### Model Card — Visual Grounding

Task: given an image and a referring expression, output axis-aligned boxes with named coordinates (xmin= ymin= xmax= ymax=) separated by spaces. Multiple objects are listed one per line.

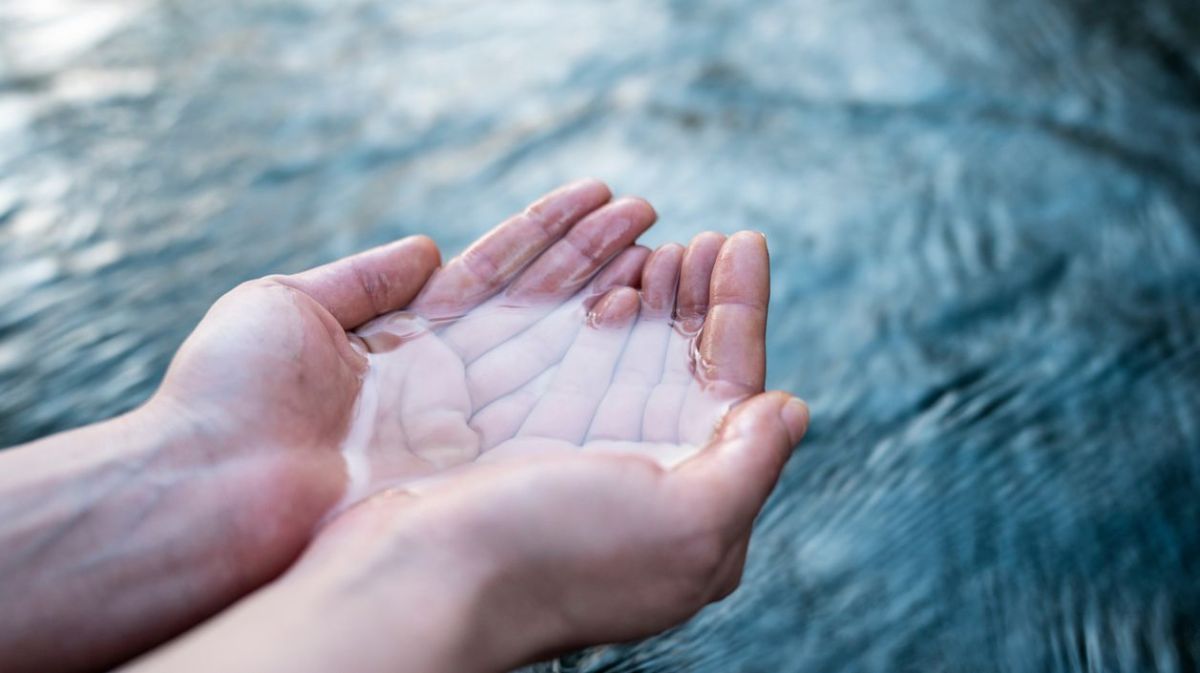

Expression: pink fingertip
xmin=590 ymin=286 xmax=641 ymax=328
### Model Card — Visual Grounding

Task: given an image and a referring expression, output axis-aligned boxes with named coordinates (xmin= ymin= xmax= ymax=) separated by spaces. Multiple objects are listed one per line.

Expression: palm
xmin=161 ymin=180 xmax=768 ymax=510
xmin=158 ymin=278 xmax=370 ymax=455
xmin=347 ymin=252 xmax=734 ymax=493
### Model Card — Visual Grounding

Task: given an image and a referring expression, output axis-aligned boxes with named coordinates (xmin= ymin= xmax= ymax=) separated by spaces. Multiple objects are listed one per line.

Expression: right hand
xmin=298 ymin=389 xmax=809 ymax=671
xmin=126 ymin=185 xmax=809 ymax=673
xmin=340 ymin=188 xmax=779 ymax=502
xmin=290 ymin=227 xmax=810 ymax=670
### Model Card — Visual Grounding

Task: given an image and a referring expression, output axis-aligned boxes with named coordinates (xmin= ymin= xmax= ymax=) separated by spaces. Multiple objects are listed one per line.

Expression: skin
xmin=0 ymin=179 xmax=808 ymax=673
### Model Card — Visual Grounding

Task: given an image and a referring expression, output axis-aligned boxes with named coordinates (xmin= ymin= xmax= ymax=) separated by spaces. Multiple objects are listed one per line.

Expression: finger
xmin=587 ymin=244 xmax=683 ymax=442
xmin=642 ymin=236 xmax=715 ymax=443
xmin=588 ymin=286 xmax=643 ymax=329
xmin=675 ymin=392 xmax=809 ymax=532
xmin=641 ymin=243 xmax=686 ymax=318
xmin=679 ymin=232 xmax=769 ymax=443
xmin=412 ymin=179 xmax=612 ymax=317
xmin=586 ymin=244 xmax=652 ymax=308
xmin=507 ymin=197 xmax=657 ymax=302
xmin=278 ymin=235 xmax=441 ymax=329
xmin=443 ymin=245 xmax=649 ymax=364
xmin=696 ymin=231 xmax=769 ymax=397
xmin=675 ymin=231 xmax=725 ymax=331
xmin=518 ymin=287 xmax=640 ymax=444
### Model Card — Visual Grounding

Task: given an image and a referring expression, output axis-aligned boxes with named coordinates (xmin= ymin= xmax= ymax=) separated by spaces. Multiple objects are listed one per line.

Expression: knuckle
xmin=563 ymin=231 xmax=607 ymax=264
xmin=351 ymin=265 xmax=391 ymax=314
xmin=236 ymin=276 xmax=278 ymax=293
xmin=459 ymin=248 xmax=504 ymax=289
xmin=226 ymin=276 xmax=288 ymax=303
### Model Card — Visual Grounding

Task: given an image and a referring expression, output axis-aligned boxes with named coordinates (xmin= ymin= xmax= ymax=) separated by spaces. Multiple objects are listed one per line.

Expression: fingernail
xmin=780 ymin=397 xmax=809 ymax=445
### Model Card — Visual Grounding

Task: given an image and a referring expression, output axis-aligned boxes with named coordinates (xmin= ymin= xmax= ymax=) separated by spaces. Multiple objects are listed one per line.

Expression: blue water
xmin=2 ymin=1 xmax=1199 ymax=671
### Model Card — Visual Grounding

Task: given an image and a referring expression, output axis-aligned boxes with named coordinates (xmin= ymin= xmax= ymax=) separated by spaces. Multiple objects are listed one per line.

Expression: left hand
xmin=0 ymin=180 xmax=645 ymax=673
xmin=126 ymin=221 xmax=810 ymax=673
xmin=149 ymin=179 xmax=637 ymax=535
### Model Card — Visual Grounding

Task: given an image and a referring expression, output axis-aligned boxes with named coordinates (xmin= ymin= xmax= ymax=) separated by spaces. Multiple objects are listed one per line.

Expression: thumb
xmin=275 ymin=235 xmax=442 ymax=329
xmin=676 ymin=391 xmax=809 ymax=531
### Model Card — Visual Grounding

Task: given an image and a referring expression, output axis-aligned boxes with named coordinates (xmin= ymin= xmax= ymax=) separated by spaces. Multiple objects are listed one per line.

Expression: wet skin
xmin=0 ymin=180 xmax=808 ymax=673
xmin=339 ymin=216 xmax=752 ymax=500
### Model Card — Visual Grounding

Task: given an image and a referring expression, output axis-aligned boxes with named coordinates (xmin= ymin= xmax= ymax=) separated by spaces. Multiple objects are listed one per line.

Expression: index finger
xmin=412 ymin=179 xmax=612 ymax=318
xmin=505 ymin=197 xmax=657 ymax=302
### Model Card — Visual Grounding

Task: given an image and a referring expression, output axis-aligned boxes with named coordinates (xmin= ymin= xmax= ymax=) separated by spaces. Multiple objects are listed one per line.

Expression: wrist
xmin=129 ymin=508 xmax=522 ymax=673
xmin=281 ymin=496 xmax=558 ymax=673
xmin=0 ymin=400 xmax=343 ymax=672
xmin=134 ymin=394 xmax=347 ymax=578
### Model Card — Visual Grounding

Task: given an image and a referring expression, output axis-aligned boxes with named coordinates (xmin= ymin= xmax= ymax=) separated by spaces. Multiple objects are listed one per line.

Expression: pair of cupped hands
xmin=19 ymin=180 xmax=808 ymax=673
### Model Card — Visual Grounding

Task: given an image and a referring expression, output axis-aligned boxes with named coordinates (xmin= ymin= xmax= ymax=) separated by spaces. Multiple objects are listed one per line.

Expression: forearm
xmin=123 ymin=563 xmax=482 ymax=673
xmin=123 ymin=501 xmax=548 ymax=673
xmin=0 ymin=400 xmax=341 ymax=673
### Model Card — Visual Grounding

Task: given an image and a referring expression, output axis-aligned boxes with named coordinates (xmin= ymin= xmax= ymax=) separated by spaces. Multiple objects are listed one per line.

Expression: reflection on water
xmin=2 ymin=0 xmax=1199 ymax=671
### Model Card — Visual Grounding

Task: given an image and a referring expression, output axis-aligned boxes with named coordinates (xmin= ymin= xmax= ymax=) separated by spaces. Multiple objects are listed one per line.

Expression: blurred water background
xmin=2 ymin=0 xmax=1199 ymax=671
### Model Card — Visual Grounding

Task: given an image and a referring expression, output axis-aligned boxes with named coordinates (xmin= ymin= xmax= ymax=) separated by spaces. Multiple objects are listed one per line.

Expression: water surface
xmin=2 ymin=1 xmax=1199 ymax=671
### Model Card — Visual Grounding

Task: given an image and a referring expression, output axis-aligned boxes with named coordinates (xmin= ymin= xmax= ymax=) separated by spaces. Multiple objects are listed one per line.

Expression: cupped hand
xmin=130 ymin=180 xmax=809 ymax=673
xmin=338 ymin=193 xmax=774 ymax=503
xmin=292 ymin=218 xmax=809 ymax=669
xmin=152 ymin=180 xmax=659 ymax=523
xmin=292 ymin=392 xmax=808 ymax=673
